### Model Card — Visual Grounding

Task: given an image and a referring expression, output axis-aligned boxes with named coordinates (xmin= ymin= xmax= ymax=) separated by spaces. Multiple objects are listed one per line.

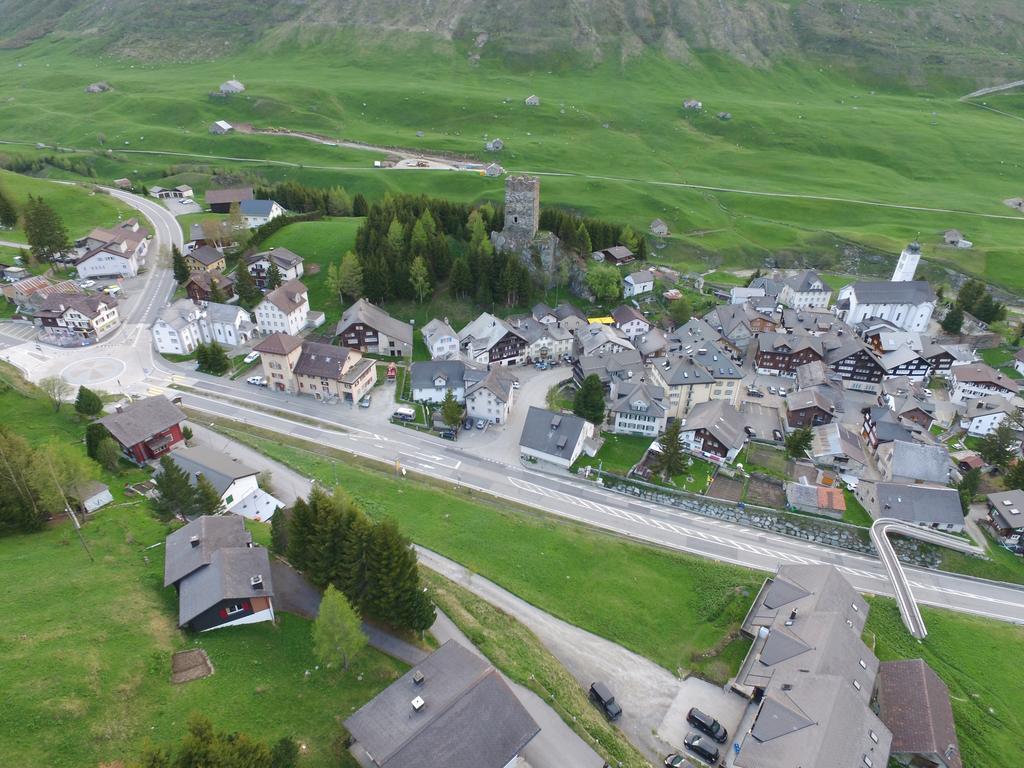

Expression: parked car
xmin=778 ymin=387 xmax=788 ymax=396
xmin=664 ymin=755 xmax=689 ymax=768
xmin=686 ymin=708 xmax=728 ymax=744
xmin=475 ymin=419 xmax=486 ymax=430
xmin=464 ymin=417 xmax=475 ymax=431
xmin=683 ymin=731 xmax=720 ymax=764
xmin=243 ymin=351 xmax=260 ymax=364
xmin=78 ymin=279 xmax=96 ymax=289
xmin=767 ymin=386 xmax=777 ymax=395
xmin=772 ymin=428 xmax=784 ymax=442
xmin=439 ymin=429 xmax=457 ymax=440
xmin=746 ymin=388 xmax=764 ymax=398
xmin=588 ymin=682 xmax=622 ymax=721
xmin=359 ymin=395 xmax=372 ymax=408
xmin=246 ymin=375 xmax=267 ymax=387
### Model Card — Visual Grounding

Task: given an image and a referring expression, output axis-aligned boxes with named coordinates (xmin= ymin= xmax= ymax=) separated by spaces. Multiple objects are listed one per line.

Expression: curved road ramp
xmin=869 ymin=518 xmax=985 ymax=639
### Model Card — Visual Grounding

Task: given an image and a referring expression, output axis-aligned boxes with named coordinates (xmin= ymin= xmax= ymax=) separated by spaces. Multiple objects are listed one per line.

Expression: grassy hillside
xmin=2 ymin=40 xmax=1023 ymax=289
xmin=0 ymin=168 xmax=132 ymax=242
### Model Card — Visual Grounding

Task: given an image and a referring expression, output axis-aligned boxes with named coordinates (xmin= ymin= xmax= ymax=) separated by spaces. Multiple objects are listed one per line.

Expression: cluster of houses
xmin=0 ymin=218 xmax=159 ymax=344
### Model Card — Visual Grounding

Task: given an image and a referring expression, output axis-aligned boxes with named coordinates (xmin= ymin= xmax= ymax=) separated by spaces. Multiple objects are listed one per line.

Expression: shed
xmin=682 ymin=99 xmax=702 ymax=110
xmin=70 ymin=480 xmax=113 ymax=514
xmin=525 ymin=94 xmax=540 ymax=106
xmin=209 ymin=121 xmax=233 ymax=135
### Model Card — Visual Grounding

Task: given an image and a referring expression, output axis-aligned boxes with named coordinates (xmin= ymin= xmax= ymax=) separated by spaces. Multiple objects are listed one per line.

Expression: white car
xmin=246 ymin=375 xmax=267 ymax=387
xmin=78 ymin=280 xmax=96 ymax=289
xmin=243 ymin=351 xmax=260 ymax=364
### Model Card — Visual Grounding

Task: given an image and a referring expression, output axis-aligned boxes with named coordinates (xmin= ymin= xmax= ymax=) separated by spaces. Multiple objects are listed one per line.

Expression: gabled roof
xmin=986 ymin=489 xmax=1024 ymax=531
xmin=166 ymin=446 xmax=258 ymax=497
xmin=163 ymin=514 xmax=252 ymax=587
xmin=34 ymin=293 xmax=116 ymax=320
xmin=185 ymin=270 xmax=235 ymax=293
xmin=624 ymin=269 xmax=654 ymax=285
xmin=178 ymin=546 xmax=273 ymax=625
xmin=610 ymin=382 xmax=666 ymax=417
xmin=811 ymin=422 xmax=867 ymax=465
xmin=253 ymin=332 xmax=303 ymax=356
xmin=783 ymin=269 xmax=828 ymax=293
xmin=98 ymin=396 xmax=185 ymax=450
xmin=260 ymin=279 xmax=308 ymax=315
xmin=205 ymin=186 xmax=253 ymax=205
xmin=873 ymin=483 xmax=964 ymax=526
xmin=410 ymin=360 xmax=477 ymax=391
xmin=519 ymin=406 xmax=588 ymax=461
xmin=245 ymin=247 xmax=303 ymax=269
xmin=877 ymin=659 xmax=962 ymax=768
xmin=239 ymin=199 xmax=279 ymax=217
xmin=682 ymin=400 xmax=746 ymax=450
xmin=466 ymin=369 xmax=513 ymax=404
xmin=952 ymin=363 xmax=1020 ymax=393
xmin=849 ymin=280 xmax=935 ymax=305
xmin=756 ymin=332 xmax=824 ymax=357
xmin=610 ymin=304 xmax=648 ymax=326
xmin=189 ymin=245 xmax=225 ymax=266
xmin=344 ymin=641 xmax=539 ymax=768
xmin=880 ymin=345 xmax=928 ymax=370
xmin=459 ymin=312 xmax=524 ymax=354
xmin=337 ymin=298 xmax=413 ymax=347
xmin=575 ymin=323 xmax=634 ymax=356
xmin=531 ymin=302 xmax=555 ymax=321
xmin=877 ymin=441 xmax=951 ymax=484
xmin=421 ymin=318 xmax=457 ymax=348
xmin=292 ymin=341 xmax=353 ymax=380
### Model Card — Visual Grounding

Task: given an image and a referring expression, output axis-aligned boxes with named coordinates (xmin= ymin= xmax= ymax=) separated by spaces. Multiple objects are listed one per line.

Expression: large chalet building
xmin=335 ymin=299 xmax=413 ymax=358
xmin=98 ymin=395 xmax=187 ymax=464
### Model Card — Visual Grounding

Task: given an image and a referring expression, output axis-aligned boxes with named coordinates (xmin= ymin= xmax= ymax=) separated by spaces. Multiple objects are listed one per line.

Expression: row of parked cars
xmin=589 ymin=681 xmax=728 ymax=766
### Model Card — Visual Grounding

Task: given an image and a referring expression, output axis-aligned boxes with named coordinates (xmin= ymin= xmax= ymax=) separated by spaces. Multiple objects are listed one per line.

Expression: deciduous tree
xmin=584 ymin=264 xmax=621 ymax=302
xmin=95 ymin=438 xmax=121 ymax=474
xmin=668 ymin=296 xmax=693 ymax=326
xmin=979 ymin=422 xmax=1015 ymax=468
xmin=785 ymin=427 xmax=813 ymax=459
xmin=337 ymin=250 xmax=363 ymax=300
xmin=409 ymin=255 xmax=431 ymax=303
xmin=39 ymin=376 xmax=71 ymax=412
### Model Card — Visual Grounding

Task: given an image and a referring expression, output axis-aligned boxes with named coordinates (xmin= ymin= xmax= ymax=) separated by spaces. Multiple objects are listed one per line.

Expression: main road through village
xmin=5 ymin=187 xmax=1024 ymax=628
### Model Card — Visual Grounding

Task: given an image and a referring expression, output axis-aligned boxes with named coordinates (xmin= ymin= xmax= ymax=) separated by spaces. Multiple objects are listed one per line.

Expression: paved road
xmin=164 ymin=375 xmax=1024 ymax=628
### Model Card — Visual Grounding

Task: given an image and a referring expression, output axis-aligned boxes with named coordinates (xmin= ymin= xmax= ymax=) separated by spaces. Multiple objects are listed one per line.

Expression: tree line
xmin=0 ymin=153 xmax=97 ymax=178
xmin=539 ymin=208 xmax=648 ymax=260
xmin=136 ymin=713 xmax=298 ymax=768
xmin=255 ymin=180 xmax=366 ymax=217
xmin=275 ymin=486 xmax=435 ymax=634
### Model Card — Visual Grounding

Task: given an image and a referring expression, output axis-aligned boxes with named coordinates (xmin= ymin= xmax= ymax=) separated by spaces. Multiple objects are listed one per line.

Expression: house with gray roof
xmin=344 ymin=640 xmax=539 ymax=768
xmin=679 ymin=399 xmax=746 ymax=462
xmin=986 ymin=489 xmax=1024 ymax=538
xmin=163 ymin=515 xmax=274 ymax=632
xmin=573 ymin=349 xmax=646 ymax=395
xmin=519 ymin=407 xmax=594 ymax=468
xmin=876 ymin=659 xmax=962 ymax=768
xmin=735 ymin=564 xmax=893 ymax=768
xmin=239 ymin=199 xmax=285 ymax=229
xmin=875 ymin=441 xmax=952 ymax=485
xmin=507 ymin=315 xmax=574 ymax=361
xmin=610 ymin=382 xmax=666 ymax=436
xmin=950 ymin=363 xmax=1020 ymax=404
xmin=574 ymin=322 xmax=634 ymax=358
xmin=778 ymin=269 xmax=831 ymax=309
xmin=810 ymin=422 xmax=868 ymax=477
xmin=245 ymin=247 xmax=304 ymax=290
xmin=336 ymin=299 xmax=413 ymax=358
xmin=410 ymin=359 xmax=487 ymax=403
xmin=854 ymin=482 xmax=965 ymax=531
xmin=98 ymin=395 xmax=186 ymax=464
xmin=465 ymin=369 xmax=516 ymax=425
xmin=458 ymin=312 xmax=526 ymax=366
xmin=754 ymin=332 xmax=825 ymax=377
xmin=623 ymin=269 xmax=654 ymax=298
xmin=610 ymin=304 xmax=651 ymax=339
xmin=165 ymin=445 xmax=282 ymax=520
xmin=421 ymin=318 xmax=459 ymax=360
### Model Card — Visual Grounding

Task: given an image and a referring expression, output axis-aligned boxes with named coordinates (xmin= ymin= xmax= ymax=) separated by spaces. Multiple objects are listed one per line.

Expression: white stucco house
xmin=239 ymin=200 xmax=285 ymax=229
xmin=164 ymin=446 xmax=283 ymax=521
xmin=519 ymin=407 xmax=594 ymax=468
xmin=777 ymin=270 xmax=831 ymax=309
xmin=422 ymin=318 xmax=460 ymax=360
xmin=254 ymin=280 xmax=310 ymax=336
xmin=152 ymin=299 xmax=254 ymax=354
xmin=960 ymin=396 xmax=1013 ymax=437
xmin=623 ymin=270 xmax=654 ymax=298
xmin=950 ymin=363 xmax=1020 ymax=404
xmin=75 ymin=239 xmax=142 ymax=279
xmin=464 ymin=370 xmax=516 ymax=424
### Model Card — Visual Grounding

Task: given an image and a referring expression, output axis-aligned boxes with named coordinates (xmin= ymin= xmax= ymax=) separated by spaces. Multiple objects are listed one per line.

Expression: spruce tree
xmin=194 ymin=474 xmax=225 ymax=516
xmin=573 ymin=374 xmax=606 ymax=425
xmin=576 ymin=222 xmax=593 ymax=256
xmin=207 ymin=278 xmax=226 ymax=305
xmin=234 ymin=266 xmax=261 ymax=306
xmin=941 ymin=305 xmax=964 ymax=334
xmin=171 ymin=245 xmax=189 ymax=283
xmin=195 ymin=343 xmax=210 ymax=371
xmin=440 ymin=389 xmax=463 ymax=428
xmin=0 ymin=184 xmax=17 ymax=229
xmin=266 ymin=263 xmax=283 ymax=290
xmin=652 ymin=419 xmax=687 ymax=480
xmin=338 ymin=251 xmax=363 ymax=300
xmin=449 ymin=257 xmax=472 ymax=299
xmin=153 ymin=455 xmax=195 ymax=521
xmin=363 ymin=520 xmax=401 ymax=623
xmin=338 ymin=510 xmax=373 ymax=611
xmin=74 ymin=386 xmax=104 ymax=417
xmin=287 ymin=496 xmax=317 ymax=571
xmin=270 ymin=508 xmax=289 ymax=554
xmin=23 ymin=195 xmax=69 ymax=261
xmin=85 ymin=423 xmax=110 ymax=459
xmin=353 ymin=193 xmax=369 ymax=217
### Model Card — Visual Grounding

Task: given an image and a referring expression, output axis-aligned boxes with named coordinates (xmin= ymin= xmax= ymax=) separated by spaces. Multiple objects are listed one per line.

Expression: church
xmin=834 ymin=243 xmax=936 ymax=333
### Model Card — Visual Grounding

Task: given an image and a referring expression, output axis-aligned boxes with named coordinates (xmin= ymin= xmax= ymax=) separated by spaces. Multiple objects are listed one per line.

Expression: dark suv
xmin=588 ymin=682 xmax=622 ymax=721
xmin=684 ymin=731 xmax=720 ymax=764
xmin=686 ymin=707 xmax=728 ymax=743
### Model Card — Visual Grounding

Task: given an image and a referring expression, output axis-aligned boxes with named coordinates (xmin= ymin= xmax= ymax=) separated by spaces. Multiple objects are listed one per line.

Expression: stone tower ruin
xmin=501 ymin=175 xmax=540 ymax=245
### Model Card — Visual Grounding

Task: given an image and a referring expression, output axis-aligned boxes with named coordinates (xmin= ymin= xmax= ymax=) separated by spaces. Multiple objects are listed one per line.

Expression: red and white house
xmin=97 ymin=395 xmax=186 ymax=464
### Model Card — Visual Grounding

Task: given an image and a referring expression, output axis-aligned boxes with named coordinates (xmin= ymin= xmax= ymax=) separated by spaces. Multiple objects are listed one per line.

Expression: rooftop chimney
xmin=412 ymin=670 xmax=425 ymax=685
xmin=411 ymin=696 xmax=425 ymax=712
xmin=189 ymin=535 xmax=200 ymax=548
xmin=250 ymin=574 xmax=264 ymax=590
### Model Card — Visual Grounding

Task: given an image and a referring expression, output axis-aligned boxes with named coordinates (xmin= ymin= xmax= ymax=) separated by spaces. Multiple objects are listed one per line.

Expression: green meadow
xmin=0 ymin=168 xmax=132 ymax=241
xmin=1 ymin=38 xmax=1023 ymax=288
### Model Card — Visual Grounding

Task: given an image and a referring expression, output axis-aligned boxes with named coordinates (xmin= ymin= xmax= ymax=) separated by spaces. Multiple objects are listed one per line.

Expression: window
xmin=853 ymin=679 xmax=862 ymax=691
xmin=226 ymin=603 xmax=245 ymax=616
xmin=869 ymin=731 xmax=879 ymax=744
xmin=859 ymin=659 xmax=867 ymax=669
xmin=225 ymin=495 xmax=233 ymax=505
xmin=863 ymin=757 xmax=873 ymax=767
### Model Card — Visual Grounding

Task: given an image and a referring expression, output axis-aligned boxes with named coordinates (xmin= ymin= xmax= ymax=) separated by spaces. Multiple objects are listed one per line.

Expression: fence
xmin=589 ymin=469 xmax=942 ymax=568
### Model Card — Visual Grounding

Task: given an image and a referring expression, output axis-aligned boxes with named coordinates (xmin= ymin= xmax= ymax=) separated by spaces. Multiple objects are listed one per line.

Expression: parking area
xmin=738 ymin=402 xmax=784 ymax=442
xmin=161 ymin=197 xmax=201 ymax=215
xmin=657 ymin=677 xmax=750 ymax=761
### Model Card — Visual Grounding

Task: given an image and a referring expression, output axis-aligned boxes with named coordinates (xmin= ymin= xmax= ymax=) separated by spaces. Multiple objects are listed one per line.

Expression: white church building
xmin=835 ymin=243 xmax=936 ymax=333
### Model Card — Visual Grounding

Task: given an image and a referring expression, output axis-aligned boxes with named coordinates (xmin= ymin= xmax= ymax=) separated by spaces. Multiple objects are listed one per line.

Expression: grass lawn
xmin=0 ymin=381 xmax=405 ymax=768
xmin=545 ymin=381 xmax=575 ymax=411
xmin=260 ymin=217 xmax=364 ymax=328
xmin=572 ymin=431 xmax=653 ymax=476
xmin=866 ymin=599 xmax=1024 ymax=768
xmin=424 ymin=571 xmax=648 ymax=768
xmin=841 ymin=489 xmax=874 ymax=528
xmin=0 ymin=169 xmax=132 ymax=242
xmin=206 ymin=420 xmax=763 ymax=678
xmin=979 ymin=346 xmax=1023 ymax=380
xmin=936 ymin=530 xmax=1024 ymax=586
xmin=671 ymin=457 xmax=716 ymax=493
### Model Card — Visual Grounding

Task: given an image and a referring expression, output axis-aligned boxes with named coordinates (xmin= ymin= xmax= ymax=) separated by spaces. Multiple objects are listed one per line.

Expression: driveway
xmin=455 ymin=365 xmax=570 ymax=464
xmin=430 ymin=611 xmax=605 ymax=768
xmin=419 ymin=547 xmax=687 ymax=761
xmin=187 ymin=422 xmax=312 ymax=505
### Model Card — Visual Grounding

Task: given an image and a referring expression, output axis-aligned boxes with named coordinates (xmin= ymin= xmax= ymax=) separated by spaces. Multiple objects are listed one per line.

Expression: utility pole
xmin=45 ymin=456 xmax=94 ymax=563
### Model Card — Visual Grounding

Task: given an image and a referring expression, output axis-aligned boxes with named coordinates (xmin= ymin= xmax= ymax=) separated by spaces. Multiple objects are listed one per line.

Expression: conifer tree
xmin=153 ymin=455 xmax=195 ymax=521
xmin=171 ymin=245 xmax=189 ymax=283
xmin=74 ymin=386 xmax=104 ymax=417
xmin=194 ymin=474 xmax=225 ymax=516
xmin=0 ymin=184 xmax=17 ymax=229
xmin=266 ymin=262 xmax=283 ymax=290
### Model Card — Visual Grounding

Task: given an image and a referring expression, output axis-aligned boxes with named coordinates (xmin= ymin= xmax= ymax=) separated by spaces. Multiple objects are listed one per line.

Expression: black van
xmin=588 ymin=682 xmax=622 ymax=721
